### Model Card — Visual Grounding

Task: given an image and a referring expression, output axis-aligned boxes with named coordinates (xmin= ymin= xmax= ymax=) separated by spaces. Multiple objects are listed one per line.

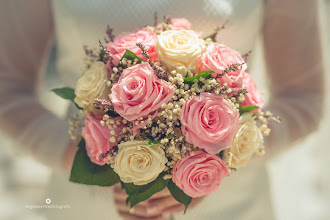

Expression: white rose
xmin=156 ymin=30 xmax=205 ymax=72
xmin=114 ymin=141 xmax=167 ymax=185
xmin=74 ymin=61 xmax=108 ymax=109
xmin=227 ymin=112 xmax=264 ymax=168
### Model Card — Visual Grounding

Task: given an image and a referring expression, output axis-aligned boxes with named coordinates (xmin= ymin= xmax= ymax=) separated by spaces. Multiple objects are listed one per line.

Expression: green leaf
xmin=123 ymin=173 xmax=169 ymax=208
xmin=219 ymin=150 xmax=224 ymax=159
xmin=118 ymin=50 xmax=143 ymax=67
xmin=77 ymin=138 xmax=85 ymax=148
xmin=99 ymin=49 xmax=106 ymax=62
xmin=120 ymin=181 xmax=125 ymax=190
xmin=69 ymin=139 xmax=120 ymax=186
xmin=52 ymin=87 xmax=75 ymax=100
xmin=184 ymin=71 xmax=214 ymax=83
xmin=147 ymin=138 xmax=161 ymax=146
xmin=167 ymin=180 xmax=192 ymax=214
xmin=238 ymin=105 xmax=259 ymax=114
xmin=107 ymin=110 xmax=120 ymax=118
xmin=51 ymin=87 xmax=82 ymax=109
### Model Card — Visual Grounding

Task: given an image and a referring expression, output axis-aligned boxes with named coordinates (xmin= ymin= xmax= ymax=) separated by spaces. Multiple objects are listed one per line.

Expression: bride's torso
xmin=51 ymin=0 xmax=264 ymax=86
xmin=45 ymin=1 xmax=274 ymax=219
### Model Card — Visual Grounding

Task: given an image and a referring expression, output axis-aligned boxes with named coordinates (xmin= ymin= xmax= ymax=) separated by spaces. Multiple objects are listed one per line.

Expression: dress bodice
xmin=51 ymin=0 xmax=264 ymax=87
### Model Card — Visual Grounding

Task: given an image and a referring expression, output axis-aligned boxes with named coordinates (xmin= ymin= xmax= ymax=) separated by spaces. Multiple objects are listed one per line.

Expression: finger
xmin=147 ymin=195 xmax=179 ymax=211
xmin=113 ymin=185 xmax=126 ymax=193
xmin=115 ymin=199 xmax=162 ymax=217
xmin=113 ymin=189 xmax=129 ymax=201
xmin=114 ymin=187 xmax=170 ymax=206
xmin=148 ymin=188 xmax=171 ymax=199
xmin=113 ymin=190 xmax=150 ymax=208
xmin=162 ymin=197 xmax=204 ymax=216
xmin=137 ymin=189 xmax=171 ymax=206
xmin=113 ymin=183 xmax=122 ymax=191
xmin=118 ymin=211 xmax=165 ymax=220
xmin=162 ymin=203 xmax=186 ymax=215
xmin=115 ymin=200 xmax=143 ymax=213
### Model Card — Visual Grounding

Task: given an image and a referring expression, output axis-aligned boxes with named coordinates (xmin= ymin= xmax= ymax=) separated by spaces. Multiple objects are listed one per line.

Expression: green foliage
xmin=183 ymin=71 xmax=214 ymax=83
xmin=167 ymin=180 xmax=192 ymax=214
xmin=77 ymin=138 xmax=85 ymax=148
xmin=99 ymin=49 xmax=106 ymax=62
xmin=69 ymin=138 xmax=120 ymax=186
xmin=51 ymin=87 xmax=81 ymax=109
xmin=238 ymin=105 xmax=259 ymax=114
xmin=52 ymin=87 xmax=75 ymax=100
xmin=147 ymin=138 xmax=161 ymax=146
xmin=118 ymin=50 xmax=143 ymax=67
xmin=107 ymin=110 xmax=120 ymax=118
xmin=123 ymin=173 xmax=169 ymax=208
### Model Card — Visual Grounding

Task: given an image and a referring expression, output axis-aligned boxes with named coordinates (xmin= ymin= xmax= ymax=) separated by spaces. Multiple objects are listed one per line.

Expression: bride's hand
xmin=113 ymin=184 xmax=204 ymax=220
xmin=113 ymin=184 xmax=167 ymax=220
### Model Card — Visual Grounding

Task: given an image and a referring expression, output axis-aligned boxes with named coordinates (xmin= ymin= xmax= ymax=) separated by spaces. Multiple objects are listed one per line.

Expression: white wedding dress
xmin=0 ymin=0 xmax=325 ymax=220
xmin=46 ymin=1 xmax=272 ymax=219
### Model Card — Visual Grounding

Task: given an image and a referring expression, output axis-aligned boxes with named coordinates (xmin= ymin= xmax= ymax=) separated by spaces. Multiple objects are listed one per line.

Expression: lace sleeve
xmin=263 ymin=0 xmax=326 ymax=157
xmin=0 ymin=0 xmax=71 ymax=168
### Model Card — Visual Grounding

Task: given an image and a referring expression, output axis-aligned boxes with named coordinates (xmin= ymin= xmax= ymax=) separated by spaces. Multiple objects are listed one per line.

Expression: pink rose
xmin=197 ymin=43 xmax=246 ymax=91
xmin=173 ymin=150 xmax=230 ymax=198
xmin=107 ymin=28 xmax=157 ymax=66
xmin=171 ymin=18 xmax=191 ymax=30
xmin=110 ymin=63 xmax=175 ymax=130
xmin=181 ymin=92 xmax=239 ymax=154
xmin=241 ymin=72 xmax=264 ymax=111
xmin=82 ymin=113 xmax=123 ymax=166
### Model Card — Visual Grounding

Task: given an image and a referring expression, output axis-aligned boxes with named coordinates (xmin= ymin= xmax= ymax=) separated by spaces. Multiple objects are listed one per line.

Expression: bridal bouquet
xmin=53 ymin=17 xmax=279 ymax=212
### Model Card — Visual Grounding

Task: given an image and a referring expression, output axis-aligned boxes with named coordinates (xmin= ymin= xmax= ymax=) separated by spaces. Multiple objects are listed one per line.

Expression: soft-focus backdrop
xmin=0 ymin=1 xmax=329 ymax=220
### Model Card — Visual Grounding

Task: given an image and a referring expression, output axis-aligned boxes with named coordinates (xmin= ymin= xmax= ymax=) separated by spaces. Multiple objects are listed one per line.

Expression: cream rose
xmin=74 ymin=62 xmax=108 ymax=109
xmin=227 ymin=113 xmax=264 ymax=168
xmin=156 ymin=30 xmax=205 ymax=71
xmin=114 ymin=141 xmax=167 ymax=185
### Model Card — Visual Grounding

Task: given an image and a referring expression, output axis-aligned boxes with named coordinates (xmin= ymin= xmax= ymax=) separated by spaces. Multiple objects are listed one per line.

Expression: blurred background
xmin=0 ymin=1 xmax=329 ymax=220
